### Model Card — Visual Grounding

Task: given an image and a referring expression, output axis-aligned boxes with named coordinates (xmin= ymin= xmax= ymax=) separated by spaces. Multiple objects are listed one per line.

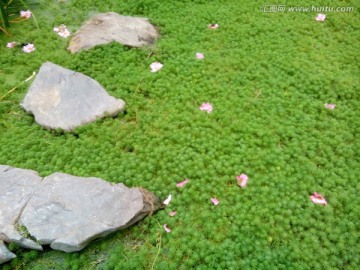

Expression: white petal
xmin=163 ymin=194 xmax=172 ymax=205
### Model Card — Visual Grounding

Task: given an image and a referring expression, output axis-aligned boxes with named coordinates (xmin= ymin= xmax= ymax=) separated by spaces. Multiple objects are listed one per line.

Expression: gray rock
xmin=21 ymin=62 xmax=125 ymax=131
xmin=0 ymin=166 xmax=43 ymax=250
xmin=0 ymin=165 xmax=11 ymax=172
xmin=0 ymin=165 xmax=163 ymax=264
xmin=0 ymin=240 xmax=16 ymax=264
xmin=19 ymin=172 xmax=163 ymax=252
xmin=68 ymin=12 xmax=160 ymax=53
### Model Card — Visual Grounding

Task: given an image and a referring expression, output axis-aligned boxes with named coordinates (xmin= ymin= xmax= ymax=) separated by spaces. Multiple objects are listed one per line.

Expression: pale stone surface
xmin=0 ymin=240 xmax=16 ymax=264
xmin=68 ymin=12 xmax=160 ymax=53
xmin=0 ymin=166 xmax=43 ymax=250
xmin=19 ymin=172 xmax=161 ymax=252
xmin=0 ymin=166 xmax=163 ymax=264
xmin=21 ymin=62 xmax=126 ymax=131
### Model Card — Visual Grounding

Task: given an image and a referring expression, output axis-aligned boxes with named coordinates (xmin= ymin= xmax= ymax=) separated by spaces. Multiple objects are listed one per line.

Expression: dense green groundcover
xmin=1 ymin=0 xmax=359 ymax=269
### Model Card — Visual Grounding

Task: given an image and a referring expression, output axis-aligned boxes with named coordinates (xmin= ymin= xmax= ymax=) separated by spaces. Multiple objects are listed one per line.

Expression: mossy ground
xmin=1 ymin=0 xmax=359 ymax=269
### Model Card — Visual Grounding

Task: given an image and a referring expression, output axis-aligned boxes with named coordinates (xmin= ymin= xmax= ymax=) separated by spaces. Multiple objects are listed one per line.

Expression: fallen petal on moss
xmin=196 ymin=52 xmax=204 ymax=59
xmin=20 ymin=10 xmax=32 ymax=19
xmin=169 ymin=211 xmax=177 ymax=217
xmin=199 ymin=102 xmax=213 ymax=113
xmin=208 ymin=23 xmax=219 ymax=29
xmin=324 ymin=103 xmax=336 ymax=110
xmin=236 ymin=173 xmax=248 ymax=188
xmin=6 ymin=42 xmax=16 ymax=48
xmin=315 ymin=14 xmax=326 ymax=22
xmin=22 ymin=44 xmax=36 ymax=53
xmin=176 ymin=179 xmax=189 ymax=187
xmin=150 ymin=62 xmax=163 ymax=72
xmin=54 ymin=25 xmax=71 ymax=38
xmin=211 ymin=197 xmax=219 ymax=205
xmin=59 ymin=29 xmax=71 ymax=38
xmin=310 ymin=192 xmax=327 ymax=205
xmin=163 ymin=194 xmax=172 ymax=205
xmin=163 ymin=224 xmax=171 ymax=233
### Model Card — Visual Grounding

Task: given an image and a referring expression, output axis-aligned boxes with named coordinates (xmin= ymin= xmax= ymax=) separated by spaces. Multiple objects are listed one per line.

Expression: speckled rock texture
xmin=68 ymin=12 xmax=160 ymax=53
xmin=0 ymin=165 xmax=43 ymax=251
xmin=0 ymin=165 xmax=164 ymax=264
xmin=21 ymin=62 xmax=126 ymax=131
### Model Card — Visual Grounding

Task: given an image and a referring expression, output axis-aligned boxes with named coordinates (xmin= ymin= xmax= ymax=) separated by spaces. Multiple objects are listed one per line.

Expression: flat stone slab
xmin=0 ymin=165 xmax=43 ymax=251
xmin=0 ymin=166 xmax=163 ymax=264
xmin=68 ymin=12 xmax=160 ymax=53
xmin=0 ymin=240 xmax=16 ymax=264
xmin=21 ymin=62 xmax=125 ymax=131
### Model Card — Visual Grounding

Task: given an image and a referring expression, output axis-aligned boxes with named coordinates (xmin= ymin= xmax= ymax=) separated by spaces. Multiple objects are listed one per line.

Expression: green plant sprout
xmin=0 ymin=0 xmax=39 ymax=35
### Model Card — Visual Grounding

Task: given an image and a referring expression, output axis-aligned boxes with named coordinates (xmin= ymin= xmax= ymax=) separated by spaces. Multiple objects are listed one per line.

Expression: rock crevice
xmin=0 ymin=166 xmax=163 ymax=264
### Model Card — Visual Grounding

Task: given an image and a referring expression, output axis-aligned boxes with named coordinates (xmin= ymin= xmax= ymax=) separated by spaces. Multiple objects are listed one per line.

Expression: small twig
xmin=134 ymin=77 xmax=144 ymax=93
xmin=0 ymin=86 xmax=18 ymax=101
xmin=89 ymin=254 xmax=108 ymax=269
xmin=24 ymin=72 xmax=36 ymax=82
xmin=146 ymin=51 xmax=154 ymax=60
xmin=150 ymin=232 xmax=162 ymax=270
xmin=0 ymin=26 xmax=11 ymax=36
xmin=0 ymin=71 xmax=36 ymax=101
xmin=135 ymin=51 xmax=155 ymax=93
xmin=254 ymin=89 xmax=262 ymax=99
xmin=9 ymin=19 xmax=26 ymax=23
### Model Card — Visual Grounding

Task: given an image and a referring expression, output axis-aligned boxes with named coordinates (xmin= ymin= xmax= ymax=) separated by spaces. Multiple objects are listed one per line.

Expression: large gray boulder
xmin=21 ymin=62 xmax=125 ymax=131
xmin=0 ymin=166 xmax=164 ymax=264
xmin=68 ymin=12 xmax=160 ymax=53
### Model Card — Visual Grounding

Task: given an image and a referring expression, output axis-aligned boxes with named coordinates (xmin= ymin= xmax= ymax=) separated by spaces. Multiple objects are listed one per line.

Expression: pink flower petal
xmin=20 ymin=10 xmax=32 ymax=19
xmin=310 ymin=192 xmax=327 ymax=205
xmin=163 ymin=224 xmax=171 ymax=233
xmin=199 ymin=102 xmax=213 ymax=113
xmin=169 ymin=211 xmax=177 ymax=217
xmin=324 ymin=103 xmax=336 ymax=110
xmin=150 ymin=62 xmax=163 ymax=72
xmin=22 ymin=44 xmax=35 ymax=53
xmin=211 ymin=197 xmax=219 ymax=205
xmin=315 ymin=14 xmax=326 ymax=22
xmin=58 ymin=29 xmax=71 ymax=38
xmin=176 ymin=179 xmax=189 ymax=187
xmin=163 ymin=194 xmax=172 ymax=205
xmin=54 ymin=24 xmax=71 ymax=38
xmin=6 ymin=42 xmax=16 ymax=48
xmin=236 ymin=173 xmax=248 ymax=188
xmin=196 ymin=52 xmax=204 ymax=60
xmin=208 ymin=23 xmax=219 ymax=29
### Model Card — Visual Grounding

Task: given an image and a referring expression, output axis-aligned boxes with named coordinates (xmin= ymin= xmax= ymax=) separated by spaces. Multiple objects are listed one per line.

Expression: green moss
xmin=1 ymin=0 xmax=360 ymax=269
